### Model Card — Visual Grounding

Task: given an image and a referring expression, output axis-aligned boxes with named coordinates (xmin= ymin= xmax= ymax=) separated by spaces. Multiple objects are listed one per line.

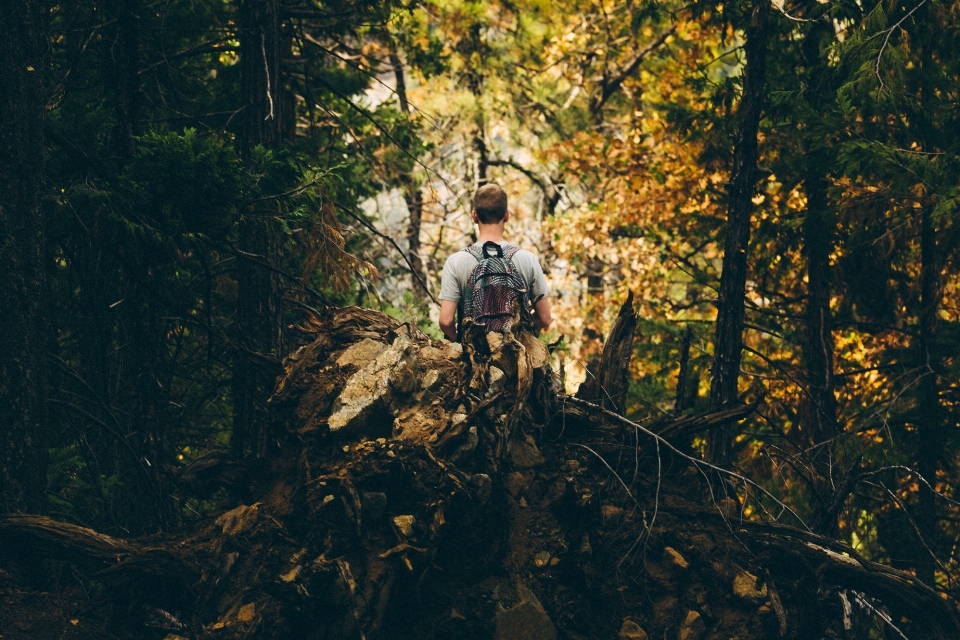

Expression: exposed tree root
xmin=1 ymin=305 xmax=957 ymax=640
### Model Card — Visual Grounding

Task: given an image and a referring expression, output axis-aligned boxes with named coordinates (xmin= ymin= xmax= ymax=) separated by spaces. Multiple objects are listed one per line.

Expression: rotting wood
xmin=0 ymin=514 xmax=138 ymax=569
xmin=576 ymin=291 xmax=637 ymax=413
xmin=1 ymin=304 xmax=958 ymax=640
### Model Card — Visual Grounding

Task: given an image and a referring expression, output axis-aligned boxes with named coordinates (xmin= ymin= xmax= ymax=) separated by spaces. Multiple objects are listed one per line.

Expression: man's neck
xmin=476 ymin=223 xmax=505 ymax=243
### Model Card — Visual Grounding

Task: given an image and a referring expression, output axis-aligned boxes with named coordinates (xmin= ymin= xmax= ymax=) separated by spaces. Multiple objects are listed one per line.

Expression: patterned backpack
xmin=461 ymin=241 xmax=528 ymax=333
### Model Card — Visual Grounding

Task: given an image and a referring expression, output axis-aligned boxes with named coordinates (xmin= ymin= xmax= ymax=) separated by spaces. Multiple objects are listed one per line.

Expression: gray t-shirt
xmin=440 ymin=241 xmax=549 ymax=307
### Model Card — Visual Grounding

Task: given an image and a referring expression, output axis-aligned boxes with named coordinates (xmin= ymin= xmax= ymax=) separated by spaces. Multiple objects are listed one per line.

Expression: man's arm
xmin=532 ymin=295 xmax=552 ymax=332
xmin=439 ymin=299 xmax=458 ymax=341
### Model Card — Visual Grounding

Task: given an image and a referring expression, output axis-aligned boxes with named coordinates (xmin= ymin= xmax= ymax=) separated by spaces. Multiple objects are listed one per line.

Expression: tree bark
xmin=390 ymin=52 xmax=430 ymax=299
xmin=674 ymin=325 xmax=693 ymax=413
xmin=0 ymin=0 xmax=48 ymax=514
xmin=234 ymin=0 xmax=284 ymax=458
xmin=801 ymin=170 xmax=842 ymax=535
xmin=707 ymin=0 xmax=770 ymax=465
xmin=800 ymin=171 xmax=837 ymax=448
xmin=916 ymin=205 xmax=941 ymax=587
xmin=106 ymin=0 xmax=140 ymax=158
xmin=576 ymin=292 xmax=637 ymax=414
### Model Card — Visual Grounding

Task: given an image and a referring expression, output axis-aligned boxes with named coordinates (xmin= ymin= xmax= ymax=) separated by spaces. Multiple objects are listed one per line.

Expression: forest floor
xmin=1 ymin=305 xmax=956 ymax=640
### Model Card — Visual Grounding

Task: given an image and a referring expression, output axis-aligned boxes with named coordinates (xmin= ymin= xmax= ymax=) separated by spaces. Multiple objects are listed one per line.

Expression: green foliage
xmin=38 ymin=0 xmax=412 ymax=533
xmin=122 ymin=130 xmax=246 ymax=239
xmin=46 ymin=444 xmax=122 ymax=527
xmin=24 ymin=0 xmax=960 ymax=605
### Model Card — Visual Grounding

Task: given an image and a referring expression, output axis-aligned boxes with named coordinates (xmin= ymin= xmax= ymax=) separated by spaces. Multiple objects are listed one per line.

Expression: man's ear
xmin=503 ymin=210 xmax=510 ymax=224
xmin=471 ymin=210 xmax=480 ymax=224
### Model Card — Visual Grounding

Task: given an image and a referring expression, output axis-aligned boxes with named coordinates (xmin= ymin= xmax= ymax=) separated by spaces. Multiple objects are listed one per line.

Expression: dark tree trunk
xmin=234 ymin=0 xmax=284 ymax=458
xmin=106 ymin=0 xmax=140 ymax=158
xmin=917 ymin=205 xmax=941 ymax=587
xmin=674 ymin=325 xmax=693 ymax=413
xmin=464 ymin=23 xmax=488 ymax=184
xmin=707 ymin=0 xmax=770 ymax=465
xmin=801 ymin=171 xmax=837 ymax=447
xmin=391 ymin=52 xmax=430 ymax=299
xmin=240 ymin=0 xmax=283 ymax=157
xmin=801 ymin=170 xmax=843 ymax=536
xmin=0 ymin=0 xmax=48 ymax=514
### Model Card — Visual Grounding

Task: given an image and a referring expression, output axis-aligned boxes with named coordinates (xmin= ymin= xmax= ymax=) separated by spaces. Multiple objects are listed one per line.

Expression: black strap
xmin=481 ymin=240 xmax=504 ymax=258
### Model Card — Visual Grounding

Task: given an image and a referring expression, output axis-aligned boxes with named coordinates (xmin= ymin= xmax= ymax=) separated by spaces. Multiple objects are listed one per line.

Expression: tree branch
xmin=591 ymin=25 xmax=676 ymax=117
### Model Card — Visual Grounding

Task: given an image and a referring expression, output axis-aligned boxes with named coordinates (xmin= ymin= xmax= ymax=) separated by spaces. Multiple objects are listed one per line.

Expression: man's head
xmin=472 ymin=184 xmax=508 ymax=224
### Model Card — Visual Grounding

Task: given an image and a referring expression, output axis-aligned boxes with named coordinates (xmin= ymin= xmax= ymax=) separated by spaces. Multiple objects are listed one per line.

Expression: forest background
xmin=2 ymin=0 xmax=960 ymax=606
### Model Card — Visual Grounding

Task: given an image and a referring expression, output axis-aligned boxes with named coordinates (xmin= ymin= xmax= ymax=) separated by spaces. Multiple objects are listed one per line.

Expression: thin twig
xmin=566 ymin=396 xmax=810 ymax=530
xmin=875 ymin=0 xmax=927 ymax=94
xmin=331 ymin=199 xmax=439 ymax=305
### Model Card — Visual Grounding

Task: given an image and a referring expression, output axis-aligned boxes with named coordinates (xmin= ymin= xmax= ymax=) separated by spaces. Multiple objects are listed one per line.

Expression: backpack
xmin=460 ymin=241 xmax=528 ymax=333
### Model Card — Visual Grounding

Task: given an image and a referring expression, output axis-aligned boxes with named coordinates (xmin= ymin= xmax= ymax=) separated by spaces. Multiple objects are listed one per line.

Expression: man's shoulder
xmin=444 ymin=249 xmax=478 ymax=267
xmin=508 ymin=247 xmax=544 ymax=269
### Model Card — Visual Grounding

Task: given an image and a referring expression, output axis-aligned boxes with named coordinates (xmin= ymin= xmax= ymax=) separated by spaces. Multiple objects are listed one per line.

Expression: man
xmin=439 ymin=184 xmax=552 ymax=341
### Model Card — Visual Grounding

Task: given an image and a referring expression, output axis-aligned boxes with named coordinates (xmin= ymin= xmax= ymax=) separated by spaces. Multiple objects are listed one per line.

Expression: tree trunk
xmin=576 ymin=292 xmax=637 ymax=414
xmin=234 ymin=0 xmax=284 ymax=458
xmin=801 ymin=173 xmax=837 ymax=447
xmin=707 ymin=0 xmax=770 ymax=465
xmin=0 ymin=0 xmax=48 ymax=514
xmin=106 ymin=0 xmax=140 ymax=158
xmin=239 ymin=0 xmax=283 ymax=157
xmin=917 ymin=205 xmax=941 ymax=587
xmin=391 ymin=52 xmax=430 ymax=299
xmin=674 ymin=325 xmax=693 ymax=413
xmin=801 ymin=170 xmax=841 ymax=535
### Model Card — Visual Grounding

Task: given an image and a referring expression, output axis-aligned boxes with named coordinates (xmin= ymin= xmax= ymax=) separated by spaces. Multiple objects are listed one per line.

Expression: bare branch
xmin=332 ymin=198 xmax=439 ymax=306
xmin=591 ymin=25 xmax=676 ymax=117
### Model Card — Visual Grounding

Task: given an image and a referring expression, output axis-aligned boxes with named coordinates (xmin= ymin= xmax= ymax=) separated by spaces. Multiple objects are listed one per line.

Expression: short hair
xmin=473 ymin=184 xmax=508 ymax=224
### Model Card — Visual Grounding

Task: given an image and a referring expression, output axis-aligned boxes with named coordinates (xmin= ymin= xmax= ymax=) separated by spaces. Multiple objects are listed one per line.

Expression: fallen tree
xmin=2 ymin=302 xmax=958 ymax=640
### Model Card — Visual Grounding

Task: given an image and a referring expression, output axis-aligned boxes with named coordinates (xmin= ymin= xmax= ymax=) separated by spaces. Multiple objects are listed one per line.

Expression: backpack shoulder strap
xmin=465 ymin=244 xmax=484 ymax=261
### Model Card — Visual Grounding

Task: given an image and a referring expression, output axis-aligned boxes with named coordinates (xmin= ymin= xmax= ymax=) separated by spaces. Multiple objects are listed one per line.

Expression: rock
xmin=236 ymin=602 xmax=256 ymax=622
xmin=470 ymin=472 xmax=492 ymax=503
xmin=489 ymin=365 xmax=506 ymax=396
xmin=328 ymin=336 xmax=419 ymax=437
xmin=216 ymin=503 xmax=260 ymax=536
xmin=279 ymin=565 xmax=302 ymax=583
xmin=664 ymin=546 xmax=689 ymax=569
xmin=677 ymin=610 xmax=705 ymax=640
xmin=361 ymin=491 xmax=387 ymax=522
xmin=601 ymin=504 xmax=623 ymax=526
xmin=421 ymin=369 xmax=441 ymax=391
xmin=495 ymin=583 xmax=557 ymax=640
xmin=579 ymin=534 xmax=593 ymax=555
xmin=534 ymin=551 xmax=551 ymax=567
xmin=509 ymin=433 xmax=545 ymax=469
xmin=732 ymin=571 xmax=768 ymax=602
xmin=335 ymin=338 xmax=386 ymax=369
xmin=393 ymin=515 xmax=416 ymax=537
xmin=441 ymin=341 xmax=462 ymax=358
xmin=504 ymin=471 xmax=530 ymax=498
xmin=445 ymin=425 xmax=479 ymax=463
xmin=619 ymin=619 xmax=649 ymax=640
